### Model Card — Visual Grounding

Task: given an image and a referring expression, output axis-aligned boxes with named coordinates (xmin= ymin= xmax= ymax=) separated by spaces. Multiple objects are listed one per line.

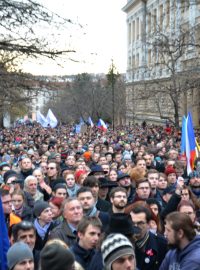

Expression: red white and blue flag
xmin=181 ymin=112 xmax=196 ymax=175
xmin=97 ymin=119 xmax=107 ymax=132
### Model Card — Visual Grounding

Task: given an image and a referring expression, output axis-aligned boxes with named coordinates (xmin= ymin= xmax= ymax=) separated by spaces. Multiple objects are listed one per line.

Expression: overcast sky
xmin=22 ymin=0 xmax=127 ymax=76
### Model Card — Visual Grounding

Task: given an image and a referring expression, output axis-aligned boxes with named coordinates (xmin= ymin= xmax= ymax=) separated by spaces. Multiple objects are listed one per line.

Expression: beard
xmin=167 ymin=235 xmax=181 ymax=250
xmin=114 ymin=202 xmax=126 ymax=210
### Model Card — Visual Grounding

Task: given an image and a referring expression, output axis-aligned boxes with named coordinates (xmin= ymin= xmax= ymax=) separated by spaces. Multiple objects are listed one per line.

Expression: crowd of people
xmin=1 ymin=122 xmax=200 ymax=270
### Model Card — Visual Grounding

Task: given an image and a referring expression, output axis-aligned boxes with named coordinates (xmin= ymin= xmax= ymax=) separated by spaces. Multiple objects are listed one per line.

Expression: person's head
xmin=165 ymin=166 xmax=177 ymax=185
xmin=77 ymin=187 xmax=95 ymax=213
xmin=177 ymin=200 xmax=196 ymax=223
xmin=24 ymin=176 xmax=38 ymax=196
xmin=147 ymin=169 xmax=159 ymax=189
xmin=189 ymin=171 xmax=200 ymax=188
xmin=181 ymin=185 xmax=191 ymax=201
xmin=32 ymin=169 xmax=44 ymax=183
xmin=101 ymin=233 xmax=136 ymax=270
xmin=11 ymin=221 xmax=36 ymax=250
xmin=135 ymin=179 xmax=151 ymax=200
xmin=0 ymin=188 xmax=12 ymax=214
xmin=65 ymin=155 xmax=76 ymax=166
xmin=162 ymin=186 xmax=176 ymax=203
xmin=74 ymin=169 xmax=87 ymax=185
xmin=109 ymin=169 xmax=118 ymax=182
xmin=33 ymin=201 xmax=52 ymax=226
xmin=158 ymin=173 xmax=168 ymax=190
xmin=82 ymin=176 xmax=99 ymax=199
xmin=49 ymin=196 xmax=63 ymax=219
xmin=11 ymin=190 xmax=25 ymax=210
xmin=130 ymin=206 xmax=152 ymax=240
xmin=7 ymin=242 xmax=34 ymax=270
xmin=117 ymin=173 xmax=131 ymax=188
xmin=77 ymin=216 xmax=102 ymax=250
xmin=146 ymin=198 xmax=161 ymax=217
xmin=47 ymin=162 xmax=59 ymax=179
xmin=62 ymin=198 xmax=83 ymax=226
xmin=168 ymin=149 xmax=178 ymax=160
xmin=52 ymin=184 xmax=68 ymax=199
xmin=165 ymin=212 xmax=196 ymax=249
xmin=20 ymin=157 xmax=32 ymax=172
xmin=110 ymin=187 xmax=128 ymax=212
xmin=63 ymin=172 xmax=75 ymax=188
xmin=135 ymin=158 xmax=146 ymax=171
xmin=40 ymin=241 xmax=75 ymax=270
xmin=101 ymin=163 xmax=110 ymax=175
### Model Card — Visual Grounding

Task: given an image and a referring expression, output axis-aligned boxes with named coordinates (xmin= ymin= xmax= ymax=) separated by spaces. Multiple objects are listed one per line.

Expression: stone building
xmin=122 ymin=0 xmax=200 ymax=126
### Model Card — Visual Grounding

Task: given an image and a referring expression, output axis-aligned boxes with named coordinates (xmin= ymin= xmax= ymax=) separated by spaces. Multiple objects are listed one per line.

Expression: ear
xmin=77 ymin=231 xmax=82 ymax=239
xmin=178 ymin=229 xmax=184 ymax=239
xmin=110 ymin=197 xmax=113 ymax=204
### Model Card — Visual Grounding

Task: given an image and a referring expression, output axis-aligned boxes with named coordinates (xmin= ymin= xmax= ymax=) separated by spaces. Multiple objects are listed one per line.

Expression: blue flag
xmin=0 ymin=197 xmax=10 ymax=270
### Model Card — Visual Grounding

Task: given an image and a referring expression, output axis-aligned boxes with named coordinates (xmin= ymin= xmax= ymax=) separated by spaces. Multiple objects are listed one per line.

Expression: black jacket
xmin=70 ymin=242 xmax=96 ymax=270
xmin=96 ymin=197 xmax=111 ymax=212
xmin=48 ymin=220 xmax=77 ymax=247
xmin=135 ymin=232 xmax=168 ymax=270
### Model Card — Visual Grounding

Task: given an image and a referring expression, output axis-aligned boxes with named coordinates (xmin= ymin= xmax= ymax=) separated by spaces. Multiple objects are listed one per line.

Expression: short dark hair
xmin=109 ymin=187 xmax=127 ymax=199
xmin=83 ymin=176 xmax=99 ymax=188
xmin=165 ymin=212 xmax=196 ymax=241
xmin=11 ymin=221 xmax=36 ymax=242
xmin=131 ymin=206 xmax=152 ymax=222
xmin=76 ymin=186 xmax=93 ymax=197
xmin=77 ymin=216 xmax=102 ymax=234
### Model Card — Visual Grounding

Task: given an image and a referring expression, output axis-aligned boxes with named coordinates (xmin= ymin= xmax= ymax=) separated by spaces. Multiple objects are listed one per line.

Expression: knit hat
xmin=33 ymin=201 xmax=50 ymax=217
xmin=101 ymin=233 xmax=135 ymax=270
xmin=7 ymin=242 xmax=33 ymax=270
xmin=40 ymin=243 xmax=75 ymax=270
xmin=164 ymin=166 xmax=176 ymax=176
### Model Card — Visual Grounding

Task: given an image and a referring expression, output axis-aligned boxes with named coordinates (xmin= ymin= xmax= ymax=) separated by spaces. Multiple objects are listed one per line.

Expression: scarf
xmin=86 ymin=205 xmax=98 ymax=217
xmin=67 ymin=184 xmax=80 ymax=197
xmin=34 ymin=219 xmax=51 ymax=240
xmin=135 ymin=232 xmax=149 ymax=249
xmin=14 ymin=205 xmax=23 ymax=217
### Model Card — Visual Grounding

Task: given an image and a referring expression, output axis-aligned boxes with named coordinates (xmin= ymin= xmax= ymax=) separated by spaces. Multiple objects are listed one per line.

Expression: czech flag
xmin=184 ymin=112 xmax=196 ymax=175
xmin=97 ymin=119 xmax=107 ymax=132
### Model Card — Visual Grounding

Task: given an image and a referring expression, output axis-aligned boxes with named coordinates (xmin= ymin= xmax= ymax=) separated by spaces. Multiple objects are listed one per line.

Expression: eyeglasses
xmin=132 ymin=221 xmax=146 ymax=226
xmin=47 ymin=167 xmax=56 ymax=170
xmin=114 ymin=195 xmax=127 ymax=199
xmin=2 ymin=200 xmax=12 ymax=204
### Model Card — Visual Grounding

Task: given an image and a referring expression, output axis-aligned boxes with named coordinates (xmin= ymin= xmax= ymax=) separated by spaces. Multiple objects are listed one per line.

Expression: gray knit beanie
xmin=101 ymin=233 xmax=135 ymax=270
xmin=33 ymin=201 xmax=49 ymax=217
xmin=7 ymin=242 xmax=33 ymax=270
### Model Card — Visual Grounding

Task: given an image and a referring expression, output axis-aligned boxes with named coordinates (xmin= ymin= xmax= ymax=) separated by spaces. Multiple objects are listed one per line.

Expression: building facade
xmin=123 ymin=0 xmax=200 ymax=126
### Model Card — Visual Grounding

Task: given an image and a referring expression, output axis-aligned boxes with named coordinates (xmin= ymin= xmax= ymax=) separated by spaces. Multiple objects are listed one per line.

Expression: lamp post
xmin=107 ymin=60 xmax=118 ymax=131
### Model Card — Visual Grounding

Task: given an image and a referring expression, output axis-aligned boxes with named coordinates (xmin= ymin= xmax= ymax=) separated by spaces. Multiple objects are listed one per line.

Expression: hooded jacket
xmin=159 ymin=235 xmax=200 ymax=270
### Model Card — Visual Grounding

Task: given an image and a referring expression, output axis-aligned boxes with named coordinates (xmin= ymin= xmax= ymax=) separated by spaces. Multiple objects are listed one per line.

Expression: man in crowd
xmin=109 ymin=187 xmax=128 ymax=214
xmin=49 ymin=197 xmax=83 ymax=246
xmin=160 ymin=212 xmax=200 ymax=269
xmin=101 ymin=233 xmax=137 ymax=270
xmin=71 ymin=216 xmax=102 ymax=270
xmin=130 ymin=206 xmax=167 ymax=270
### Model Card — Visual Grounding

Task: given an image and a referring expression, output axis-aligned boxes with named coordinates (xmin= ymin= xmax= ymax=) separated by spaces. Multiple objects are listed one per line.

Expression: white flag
xmin=46 ymin=109 xmax=58 ymax=128
xmin=36 ymin=111 xmax=48 ymax=127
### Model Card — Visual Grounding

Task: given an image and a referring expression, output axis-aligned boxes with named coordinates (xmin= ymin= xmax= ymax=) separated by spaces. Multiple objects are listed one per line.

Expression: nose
xmin=124 ymin=258 xmax=132 ymax=268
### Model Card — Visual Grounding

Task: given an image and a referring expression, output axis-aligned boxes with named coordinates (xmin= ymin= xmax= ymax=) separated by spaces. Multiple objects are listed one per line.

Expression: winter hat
xmin=33 ymin=201 xmax=49 ymax=217
xmin=40 ymin=243 xmax=75 ymax=270
xmin=3 ymin=170 xmax=18 ymax=183
xmin=101 ymin=233 xmax=135 ymax=270
xmin=7 ymin=242 xmax=33 ymax=270
xmin=164 ymin=166 xmax=176 ymax=176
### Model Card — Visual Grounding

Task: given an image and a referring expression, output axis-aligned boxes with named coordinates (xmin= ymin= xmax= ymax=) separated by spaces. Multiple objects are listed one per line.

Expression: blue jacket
xmin=159 ymin=235 xmax=200 ymax=270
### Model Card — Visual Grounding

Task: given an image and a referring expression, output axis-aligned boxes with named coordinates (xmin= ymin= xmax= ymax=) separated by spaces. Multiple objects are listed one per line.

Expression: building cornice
xmin=122 ymin=0 xmax=146 ymax=13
